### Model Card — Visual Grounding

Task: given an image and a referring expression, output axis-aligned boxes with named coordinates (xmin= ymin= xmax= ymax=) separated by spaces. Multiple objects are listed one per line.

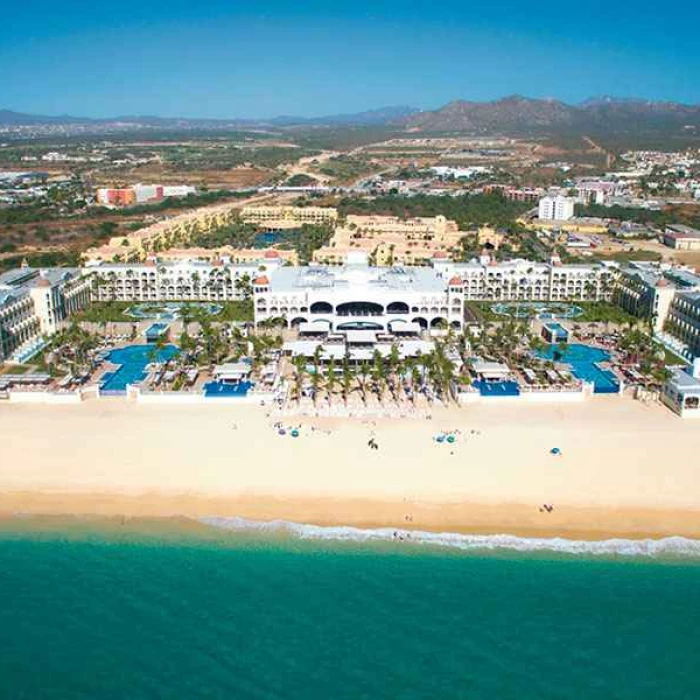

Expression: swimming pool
xmin=145 ymin=322 xmax=170 ymax=342
xmin=543 ymin=322 xmax=569 ymax=343
xmin=100 ymin=344 xmax=179 ymax=394
xmin=203 ymin=381 xmax=253 ymax=397
xmin=473 ymin=380 xmax=521 ymax=397
xmin=536 ymin=344 xmax=619 ymax=394
xmin=126 ymin=302 xmax=223 ymax=321
xmin=492 ymin=302 xmax=583 ymax=320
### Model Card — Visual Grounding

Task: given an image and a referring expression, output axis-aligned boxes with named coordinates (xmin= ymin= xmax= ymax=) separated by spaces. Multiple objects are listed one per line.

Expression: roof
xmin=253 ymin=275 xmax=270 ymax=285
xmin=267 ymin=264 xmax=446 ymax=294
xmin=666 ymin=225 xmax=700 ymax=238
xmin=472 ymin=361 xmax=511 ymax=378
xmin=213 ymin=362 xmax=252 ymax=379
xmin=345 ymin=330 xmax=378 ymax=343
xmin=669 ymin=367 xmax=700 ymax=392
xmin=448 ymin=276 xmax=463 ymax=286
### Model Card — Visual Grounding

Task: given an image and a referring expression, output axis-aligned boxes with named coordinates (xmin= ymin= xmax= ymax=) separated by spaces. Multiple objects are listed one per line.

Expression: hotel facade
xmin=252 ymin=254 xmax=617 ymax=332
xmin=239 ymin=205 xmax=338 ymax=231
xmin=312 ymin=214 xmax=464 ymax=266
xmin=88 ymin=256 xmax=286 ymax=303
xmin=0 ymin=266 xmax=92 ymax=363
xmin=253 ymin=255 xmax=464 ymax=333
xmin=615 ymin=262 xmax=700 ymax=359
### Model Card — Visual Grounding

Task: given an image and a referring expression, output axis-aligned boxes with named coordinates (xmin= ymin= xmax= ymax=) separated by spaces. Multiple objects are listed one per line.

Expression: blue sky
xmin=3 ymin=1 xmax=699 ymax=118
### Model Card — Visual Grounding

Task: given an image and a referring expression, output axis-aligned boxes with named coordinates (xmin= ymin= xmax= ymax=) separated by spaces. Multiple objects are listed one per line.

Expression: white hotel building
xmin=0 ymin=266 xmax=92 ymax=363
xmin=252 ymin=253 xmax=616 ymax=331
xmin=253 ymin=255 xmax=463 ymax=333
xmin=88 ymin=256 xmax=285 ymax=303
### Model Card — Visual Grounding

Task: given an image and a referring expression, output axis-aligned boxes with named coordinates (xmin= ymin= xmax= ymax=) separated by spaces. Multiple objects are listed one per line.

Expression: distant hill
xmin=402 ymin=96 xmax=700 ymax=135
xmin=269 ymin=106 xmax=419 ymax=127
xmin=404 ymin=96 xmax=579 ymax=133
xmin=0 ymin=109 xmax=93 ymax=125
xmin=3 ymin=98 xmax=700 ymax=140
xmin=0 ymin=106 xmax=419 ymax=130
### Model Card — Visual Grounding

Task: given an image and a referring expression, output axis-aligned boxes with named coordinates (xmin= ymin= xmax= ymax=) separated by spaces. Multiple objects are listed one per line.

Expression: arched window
xmin=310 ymin=301 xmax=333 ymax=314
xmin=335 ymin=301 xmax=383 ymax=316
xmin=386 ymin=301 xmax=409 ymax=314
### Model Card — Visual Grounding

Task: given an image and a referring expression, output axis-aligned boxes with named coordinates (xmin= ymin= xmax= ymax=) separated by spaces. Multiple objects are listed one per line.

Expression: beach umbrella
xmin=447 ymin=435 xmax=456 ymax=444
xmin=550 ymin=447 xmax=561 ymax=455
xmin=436 ymin=435 xmax=445 ymax=443
xmin=278 ymin=429 xmax=286 ymax=436
xmin=291 ymin=429 xmax=300 ymax=438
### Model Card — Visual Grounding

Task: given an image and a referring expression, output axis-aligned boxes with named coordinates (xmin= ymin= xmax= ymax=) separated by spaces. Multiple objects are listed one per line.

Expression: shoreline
xmin=2 ymin=397 xmax=699 ymax=545
xmin=3 ymin=492 xmax=700 ymax=542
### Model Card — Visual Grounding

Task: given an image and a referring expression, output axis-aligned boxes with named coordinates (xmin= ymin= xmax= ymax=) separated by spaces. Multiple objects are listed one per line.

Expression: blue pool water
xmin=473 ymin=380 xmax=521 ymax=397
xmin=145 ymin=322 xmax=170 ymax=342
xmin=537 ymin=343 xmax=619 ymax=394
xmin=203 ymin=381 xmax=253 ymax=397
xmin=544 ymin=322 xmax=569 ymax=342
xmin=126 ymin=302 xmax=223 ymax=321
xmin=100 ymin=344 xmax=179 ymax=393
xmin=492 ymin=302 xmax=583 ymax=320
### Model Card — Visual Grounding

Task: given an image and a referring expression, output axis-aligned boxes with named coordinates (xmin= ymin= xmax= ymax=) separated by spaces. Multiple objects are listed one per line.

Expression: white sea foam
xmin=197 ymin=516 xmax=700 ymax=559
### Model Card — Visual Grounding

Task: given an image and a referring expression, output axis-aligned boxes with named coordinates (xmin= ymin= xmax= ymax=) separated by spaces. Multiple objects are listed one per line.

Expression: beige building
xmin=313 ymin=214 xmax=463 ymax=266
xmin=84 ymin=201 xmax=243 ymax=263
xmin=148 ymin=247 xmax=298 ymax=266
xmin=476 ymin=226 xmax=506 ymax=249
xmin=240 ymin=205 xmax=338 ymax=231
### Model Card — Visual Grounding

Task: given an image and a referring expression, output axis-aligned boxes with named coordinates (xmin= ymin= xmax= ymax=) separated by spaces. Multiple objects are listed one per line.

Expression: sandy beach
xmin=1 ymin=397 xmax=699 ymax=540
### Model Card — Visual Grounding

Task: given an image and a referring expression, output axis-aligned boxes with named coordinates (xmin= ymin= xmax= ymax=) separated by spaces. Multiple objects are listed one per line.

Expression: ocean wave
xmin=197 ymin=516 xmax=700 ymax=559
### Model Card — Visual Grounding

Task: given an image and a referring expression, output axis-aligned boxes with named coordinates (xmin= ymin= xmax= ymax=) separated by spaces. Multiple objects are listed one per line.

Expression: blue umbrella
xmin=550 ymin=447 xmax=561 ymax=455
xmin=291 ymin=429 xmax=300 ymax=438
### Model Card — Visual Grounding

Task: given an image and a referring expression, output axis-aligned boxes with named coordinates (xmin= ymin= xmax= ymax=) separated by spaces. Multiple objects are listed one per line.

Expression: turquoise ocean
xmin=1 ymin=518 xmax=700 ymax=699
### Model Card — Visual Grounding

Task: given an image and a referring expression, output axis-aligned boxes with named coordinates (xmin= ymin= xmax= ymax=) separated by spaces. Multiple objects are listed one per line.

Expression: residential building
xmin=538 ymin=196 xmax=576 ymax=222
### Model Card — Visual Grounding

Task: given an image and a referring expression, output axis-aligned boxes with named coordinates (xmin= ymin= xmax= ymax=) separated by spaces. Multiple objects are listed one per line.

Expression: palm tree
xmin=356 ymin=360 xmax=370 ymax=405
xmin=388 ymin=343 xmax=401 ymax=403
xmin=325 ymin=358 xmax=337 ymax=404
xmin=341 ymin=352 xmax=352 ymax=405
xmin=371 ymin=349 xmax=385 ymax=404
xmin=310 ymin=345 xmax=323 ymax=405
xmin=291 ymin=355 xmax=306 ymax=404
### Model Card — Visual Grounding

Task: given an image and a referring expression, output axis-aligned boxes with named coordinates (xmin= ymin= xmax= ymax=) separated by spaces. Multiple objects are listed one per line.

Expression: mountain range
xmin=2 ymin=97 xmax=700 ymax=136
xmin=402 ymin=96 xmax=700 ymax=134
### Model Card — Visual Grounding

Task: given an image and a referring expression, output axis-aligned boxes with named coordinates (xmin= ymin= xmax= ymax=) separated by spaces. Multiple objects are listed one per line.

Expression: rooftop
xmin=267 ymin=264 xmax=447 ymax=294
xmin=0 ymin=267 xmax=81 ymax=307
